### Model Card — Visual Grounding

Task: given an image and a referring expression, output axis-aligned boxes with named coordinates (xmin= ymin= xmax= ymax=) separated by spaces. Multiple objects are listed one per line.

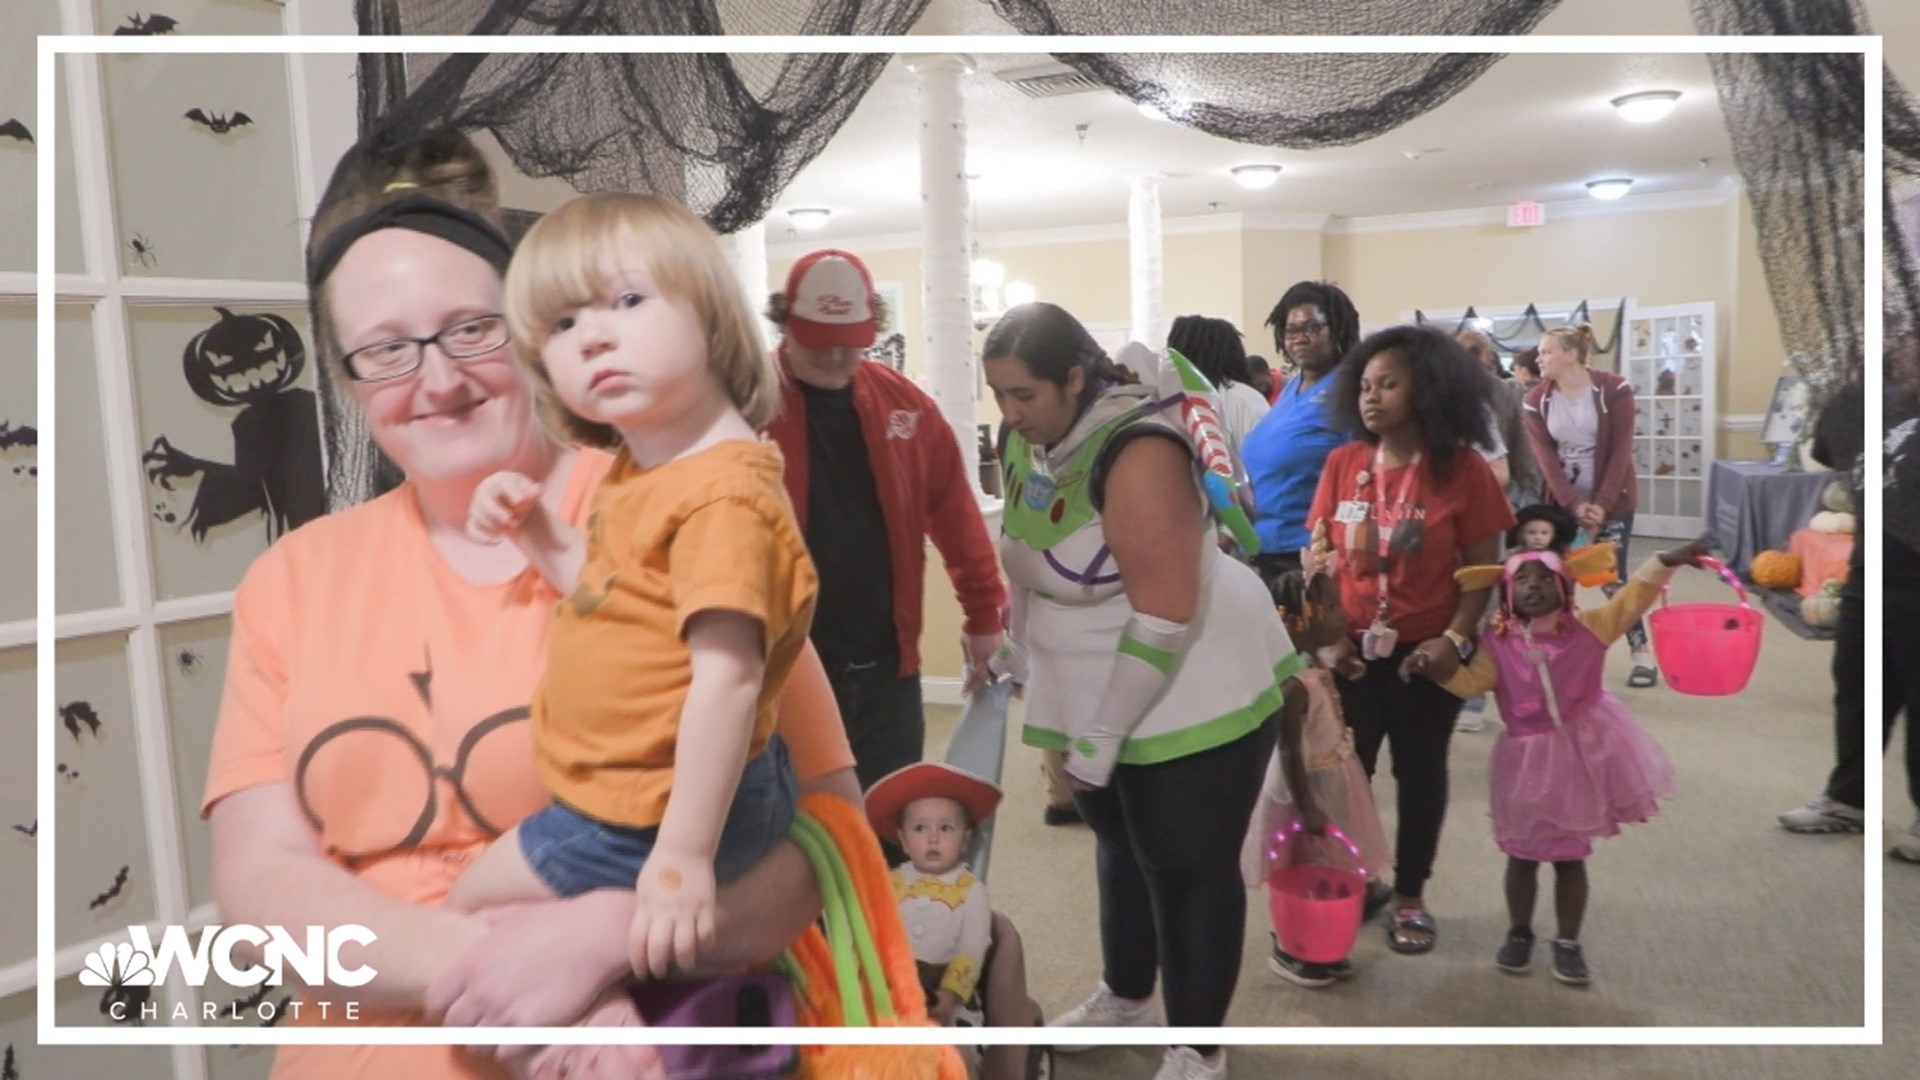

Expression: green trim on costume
xmin=1117 ymin=632 xmax=1177 ymax=673
xmin=1019 ymin=652 xmax=1302 ymax=765
xmin=1000 ymin=409 xmax=1151 ymax=550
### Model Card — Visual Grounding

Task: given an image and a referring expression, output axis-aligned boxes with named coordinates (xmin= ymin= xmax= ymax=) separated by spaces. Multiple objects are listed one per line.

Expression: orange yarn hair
xmin=788 ymin=792 xmax=969 ymax=1080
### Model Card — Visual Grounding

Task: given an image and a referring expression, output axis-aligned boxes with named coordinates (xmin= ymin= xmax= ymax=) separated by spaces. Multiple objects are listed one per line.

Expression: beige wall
xmin=1321 ymin=197 xmax=1786 ymax=462
xmin=1240 ymin=228 xmax=1328 ymax=359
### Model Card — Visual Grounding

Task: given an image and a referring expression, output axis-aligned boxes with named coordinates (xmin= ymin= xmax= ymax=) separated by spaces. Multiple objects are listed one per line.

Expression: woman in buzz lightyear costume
xmin=982 ymin=302 xmax=1300 ymax=1080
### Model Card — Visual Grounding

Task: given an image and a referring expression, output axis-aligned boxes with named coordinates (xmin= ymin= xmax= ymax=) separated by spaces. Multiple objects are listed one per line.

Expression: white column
xmin=1128 ymin=175 xmax=1165 ymax=350
xmin=725 ymin=219 xmax=774 ymax=348
xmin=908 ymin=53 xmax=981 ymax=495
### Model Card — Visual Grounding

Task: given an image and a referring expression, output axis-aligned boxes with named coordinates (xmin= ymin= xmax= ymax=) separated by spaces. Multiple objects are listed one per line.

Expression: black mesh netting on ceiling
xmin=329 ymin=0 xmax=1917 ymax=508
xmin=354 ymin=0 xmax=928 ymax=234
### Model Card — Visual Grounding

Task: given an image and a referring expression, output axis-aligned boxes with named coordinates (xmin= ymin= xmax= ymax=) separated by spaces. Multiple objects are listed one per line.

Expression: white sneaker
xmin=1047 ymin=982 xmax=1158 ymax=1052
xmin=1891 ymin=819 xmax=1920 ymax=863
xmin=1777 ymin=795 xmax=1866 ymax=835
xmin=1154 ymin=1046 xmax=1227 ymax=1080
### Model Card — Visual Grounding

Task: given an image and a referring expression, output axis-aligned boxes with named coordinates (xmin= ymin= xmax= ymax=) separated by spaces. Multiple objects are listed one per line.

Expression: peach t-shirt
xmin=202 ymin=447 xmax=849 ymax=1080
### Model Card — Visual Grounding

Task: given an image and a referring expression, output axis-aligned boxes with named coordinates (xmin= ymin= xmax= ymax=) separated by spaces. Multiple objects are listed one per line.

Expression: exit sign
xmin=1507 ymin=201 xmax=1546 ymax=227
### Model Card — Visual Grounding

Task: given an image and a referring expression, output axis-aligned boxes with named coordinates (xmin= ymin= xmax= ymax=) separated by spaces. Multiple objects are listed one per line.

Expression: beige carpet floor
xmin=923 ymin=566 xmax=1908 ymax=1079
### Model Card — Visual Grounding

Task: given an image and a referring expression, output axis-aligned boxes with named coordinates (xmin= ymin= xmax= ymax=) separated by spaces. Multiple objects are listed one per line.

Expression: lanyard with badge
xmin=1334 ymin=446 xmax=1421 ymax=659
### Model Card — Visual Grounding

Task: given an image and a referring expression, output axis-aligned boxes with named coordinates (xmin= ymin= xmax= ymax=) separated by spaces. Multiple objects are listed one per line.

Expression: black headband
xmin=306 ymin=192 xmax=513 ymax=288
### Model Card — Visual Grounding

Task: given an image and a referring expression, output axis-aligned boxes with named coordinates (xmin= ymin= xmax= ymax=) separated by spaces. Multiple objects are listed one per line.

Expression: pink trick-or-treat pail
xmin=1648 ymin=556 xmax=1763 ymax=697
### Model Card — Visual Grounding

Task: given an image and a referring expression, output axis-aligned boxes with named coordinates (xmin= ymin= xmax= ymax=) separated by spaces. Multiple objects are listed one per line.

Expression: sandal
xmin=1627 ymin=664 xmax=1659 ymax=689
xmin=1385 ymin=906 xmax=1437 ymax=955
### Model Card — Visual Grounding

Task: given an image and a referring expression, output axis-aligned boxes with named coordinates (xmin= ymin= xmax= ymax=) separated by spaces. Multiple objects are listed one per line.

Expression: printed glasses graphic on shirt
xmin=294 ymin=707 xmax=530 ymax=864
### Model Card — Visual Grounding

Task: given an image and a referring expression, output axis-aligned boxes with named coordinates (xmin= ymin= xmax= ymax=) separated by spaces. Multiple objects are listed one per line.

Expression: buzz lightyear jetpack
xmin=1129 ymin=342 xmax=1262 ymax=556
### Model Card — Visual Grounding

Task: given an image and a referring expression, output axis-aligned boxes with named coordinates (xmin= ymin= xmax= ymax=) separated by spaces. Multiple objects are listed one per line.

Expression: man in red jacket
xmin=764 ymin=249 xmax=1007 ymax=794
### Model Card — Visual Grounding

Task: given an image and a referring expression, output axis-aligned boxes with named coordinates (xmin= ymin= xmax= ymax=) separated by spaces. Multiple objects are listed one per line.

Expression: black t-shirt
xmin=798 ymin=381 xmax=897 ymax=666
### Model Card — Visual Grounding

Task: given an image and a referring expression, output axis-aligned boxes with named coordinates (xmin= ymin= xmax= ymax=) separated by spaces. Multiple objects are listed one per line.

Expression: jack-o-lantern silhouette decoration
xmin=143 ymin=307 xmax=324 ymax=542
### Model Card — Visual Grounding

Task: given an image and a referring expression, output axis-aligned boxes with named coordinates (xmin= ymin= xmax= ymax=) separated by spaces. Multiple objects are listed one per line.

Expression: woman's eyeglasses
xmin=340 ymin=314 xmax=510 ymax=383
xmin=1282 ymin=320 xmax=1328 ymax=342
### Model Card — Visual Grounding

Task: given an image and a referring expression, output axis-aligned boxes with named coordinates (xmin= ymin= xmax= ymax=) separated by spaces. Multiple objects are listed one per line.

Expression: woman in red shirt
xmin=1307 ymin=325 xmax=1514 ymax=955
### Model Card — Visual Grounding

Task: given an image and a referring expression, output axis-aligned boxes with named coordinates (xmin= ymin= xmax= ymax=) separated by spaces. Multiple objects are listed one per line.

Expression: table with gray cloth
xmin=1706 ymin=459 xmax=1834 ymax=575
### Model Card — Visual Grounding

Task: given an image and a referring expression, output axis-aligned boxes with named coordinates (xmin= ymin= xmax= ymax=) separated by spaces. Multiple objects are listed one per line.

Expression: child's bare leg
xmin=980 ymin=912 xmax=1042 ymax=1080
xmin=443 ymin=825 xmax=558 ymax=912
xmin=1505 ymin=857 xmax=1539 ymax=930
xmin=1552 ymin=860 xmax=1589 ymax=940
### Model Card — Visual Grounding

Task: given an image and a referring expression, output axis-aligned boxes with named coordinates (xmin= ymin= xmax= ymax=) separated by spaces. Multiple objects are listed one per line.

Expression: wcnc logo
xmin=79 ymin=925 xmax=377 ymax=991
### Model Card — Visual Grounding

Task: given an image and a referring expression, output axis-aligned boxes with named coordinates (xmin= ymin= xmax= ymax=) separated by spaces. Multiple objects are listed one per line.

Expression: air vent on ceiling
xmin=995 ymin=62 xmax=1102 ymax=99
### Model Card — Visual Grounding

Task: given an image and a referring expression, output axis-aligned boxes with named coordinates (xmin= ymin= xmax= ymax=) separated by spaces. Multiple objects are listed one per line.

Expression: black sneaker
xmin=1495 ymin=928 xmax=1535 ymax=974
xmin=1043 ymin=804 xmax=1083 ymax=827
xmin=1551 ymin=940 xmax=1591 ymax=986
xmin=1327 ymin=957 xmax=1355 ymax=979
xmin=1362 ymin=880 xmax=1396 ymax=923
xmin=1269 ymin=940 xmax=1336 ymax=988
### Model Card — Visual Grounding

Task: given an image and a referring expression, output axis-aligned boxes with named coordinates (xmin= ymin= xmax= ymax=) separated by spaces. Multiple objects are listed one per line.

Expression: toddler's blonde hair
xmin=505 ymin=193 xmax=778 ymax=447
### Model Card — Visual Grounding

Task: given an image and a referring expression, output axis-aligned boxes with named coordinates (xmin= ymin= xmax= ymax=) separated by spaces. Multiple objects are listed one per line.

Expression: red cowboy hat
xmin=864 ymin=761 xmax=1003 ymax=841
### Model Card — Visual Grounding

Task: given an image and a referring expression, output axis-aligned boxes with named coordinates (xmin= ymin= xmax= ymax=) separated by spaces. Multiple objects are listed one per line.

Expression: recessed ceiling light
xmin=1231 ymin=164 xmax=1283 ymax=190
xmin=1586 ymin=178 xmax=1634 ymax=201
xmin=787 ymin=208 xmax=831 ymax=231
xmin=1610 ymin=90 xmax=1681 ymax=123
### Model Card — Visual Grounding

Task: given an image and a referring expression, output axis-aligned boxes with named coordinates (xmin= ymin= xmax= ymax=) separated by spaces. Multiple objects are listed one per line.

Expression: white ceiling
xmin=758 ymin=0 xmax=1920 ymax=244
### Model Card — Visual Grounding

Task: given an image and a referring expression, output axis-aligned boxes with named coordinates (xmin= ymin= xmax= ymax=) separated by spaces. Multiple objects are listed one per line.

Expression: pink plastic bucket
xmin=1647 ymin=555 xmax=1763 ymax=697
xmin=1267 ymin=863 xmax=1366 ymax=964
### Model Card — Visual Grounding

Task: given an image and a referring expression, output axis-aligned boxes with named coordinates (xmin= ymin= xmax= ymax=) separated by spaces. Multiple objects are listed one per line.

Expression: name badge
xmin=1023 ymin=472 xmax=1057 ymax=511
xmin=1334 ymin=500 xmax=1368 ymax=525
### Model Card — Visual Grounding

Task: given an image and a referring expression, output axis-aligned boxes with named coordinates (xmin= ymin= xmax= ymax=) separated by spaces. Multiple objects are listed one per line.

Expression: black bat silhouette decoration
xmin=114 ymin=13 xmax=179 ymax=35
xmin=89 ymin=865 xmax=131 ymax=910
xmin=0 ymin=421 xmax=35 ymax=450
xmin=100 ymin=982 xmax=149 ymax=1025
xmin=0 ymin=120 xmax=30 ymax=145
xmin=11 ymin=821 xmax=34 ymax=839
xmin=260 ymin=996 xmax=293 ymax=1027
xmin=227 ymin=983 xmax=270 ymax=1012
xmin=59 ymin=701 xmax=101 ymax=741
xmin=186 ymin=109 xmax=253 ymax=135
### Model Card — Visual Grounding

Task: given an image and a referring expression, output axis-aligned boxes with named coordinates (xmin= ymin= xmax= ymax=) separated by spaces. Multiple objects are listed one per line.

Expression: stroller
xmin=938 ymin=678 xmax=1054 ymax=1080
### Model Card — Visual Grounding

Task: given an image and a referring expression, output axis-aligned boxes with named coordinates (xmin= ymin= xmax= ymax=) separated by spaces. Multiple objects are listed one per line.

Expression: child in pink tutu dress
xmin=1242 ymin=568 xmax=1395 ymax=988
xmin=1441 ymin=508 xmax=1709 ymax=987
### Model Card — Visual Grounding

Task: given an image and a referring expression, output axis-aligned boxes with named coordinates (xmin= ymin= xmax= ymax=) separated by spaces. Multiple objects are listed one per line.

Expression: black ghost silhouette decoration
xmin=142 ymin=307 xmax=324 ymax=542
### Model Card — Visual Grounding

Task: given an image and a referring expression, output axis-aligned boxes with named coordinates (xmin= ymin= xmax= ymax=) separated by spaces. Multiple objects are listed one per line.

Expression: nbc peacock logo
xmin=77 ymin=941 xmax=157 ymax=990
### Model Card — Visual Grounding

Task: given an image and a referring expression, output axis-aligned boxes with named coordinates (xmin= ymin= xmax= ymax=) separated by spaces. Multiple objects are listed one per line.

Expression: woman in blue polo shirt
xmin=1241 ymin=281 xmax=1362 ymax=588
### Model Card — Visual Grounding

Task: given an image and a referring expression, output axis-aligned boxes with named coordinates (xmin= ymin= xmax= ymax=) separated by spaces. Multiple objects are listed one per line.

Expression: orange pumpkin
xmin=1751 ymin=550 xmax=1802 ymax=590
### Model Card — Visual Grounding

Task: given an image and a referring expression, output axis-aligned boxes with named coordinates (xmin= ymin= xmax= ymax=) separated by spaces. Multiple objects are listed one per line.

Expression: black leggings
xmin=1337 ymin=643 xmax=1462 ymax=899
xmin=1071 ymin=716 xmax=1275 ymax=1045
xmin=1826 ymin=572 xmax=1920 ymax=809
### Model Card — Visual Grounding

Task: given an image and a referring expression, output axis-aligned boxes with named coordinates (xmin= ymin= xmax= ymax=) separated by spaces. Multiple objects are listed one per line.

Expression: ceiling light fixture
xmin=1586 ymin=178 xmax=1634 ymax=201
xmin=1231 ymin=164 xmax=1283 ymax=190
xmin=787 ymin=207 xmax=831 ymax=231
xmin=1610 ymin=90 xmax=1681 ymax=123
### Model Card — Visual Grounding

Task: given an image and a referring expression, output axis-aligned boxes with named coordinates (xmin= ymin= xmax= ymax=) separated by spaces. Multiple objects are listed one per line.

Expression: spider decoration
xmin=128 ymin=233 xmax=157 ymax=268
xmin=174 ymin=648 xmax=204 ymax=676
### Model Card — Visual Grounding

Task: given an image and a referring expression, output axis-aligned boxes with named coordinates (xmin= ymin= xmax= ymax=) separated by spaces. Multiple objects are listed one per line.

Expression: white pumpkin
xmin=1801 ymin=581 xmax=1843 ymax=628
xmin=1808 ymin=511 xmax=1856 ymax=535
